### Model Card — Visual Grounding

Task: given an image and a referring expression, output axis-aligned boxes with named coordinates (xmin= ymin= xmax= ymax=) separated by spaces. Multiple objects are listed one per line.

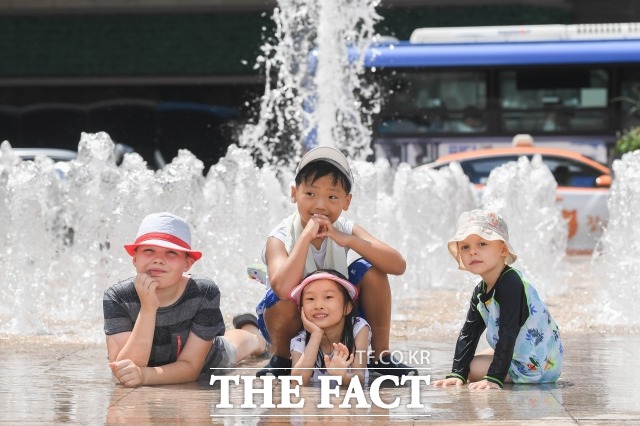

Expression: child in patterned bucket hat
xmin=447 ymin=209 xmax=517 ymax=270
xmin=433 ymin=209 xmax=563 ymax=390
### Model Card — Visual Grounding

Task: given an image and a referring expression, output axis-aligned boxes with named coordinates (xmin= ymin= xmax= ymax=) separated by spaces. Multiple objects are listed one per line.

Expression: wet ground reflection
xmin=1 ymin=334 xmax=639 ymax=424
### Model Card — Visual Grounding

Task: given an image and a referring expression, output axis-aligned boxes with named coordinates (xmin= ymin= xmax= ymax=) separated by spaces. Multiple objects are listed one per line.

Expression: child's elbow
xmin=270 ymin=281 xmax=291 ymax=300
xmin=390 ymin=258 xmax=407 ymax=275
xmin=184 ymin=362 xmax=204 ymax=382
xmin=188 ymin=370 xmax=202 ymax=382
xmin=268 ymin=275 xmax=296 ymax=300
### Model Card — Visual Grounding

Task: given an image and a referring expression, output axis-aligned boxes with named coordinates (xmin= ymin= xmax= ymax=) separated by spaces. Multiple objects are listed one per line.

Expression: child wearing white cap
xmin=255 ymin=146 xmax=415 ymax=377
xmin=104 ymin=212 xmax=267 ymax=387
xmin=433 ymin=209 xmax=563 ymax=390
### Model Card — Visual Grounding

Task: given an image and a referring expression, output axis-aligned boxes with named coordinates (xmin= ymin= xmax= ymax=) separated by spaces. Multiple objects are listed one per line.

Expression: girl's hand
xmin=432 ymin=377 xmax=464 ymax=387
xmin=134 ymin=273 xmax=160 ymax=310
xmin=468 ymin=379 xmax=501 ymax=390
xmin=324 ymin=342 xmax=354 ymax=376
xmin=300 ymin=309 xmax=323 ymax=335
xmin=110 ymin=359 xmax=144 ymax=388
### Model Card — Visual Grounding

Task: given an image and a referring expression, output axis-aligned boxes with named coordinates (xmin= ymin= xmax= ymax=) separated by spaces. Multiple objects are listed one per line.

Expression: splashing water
xmin=1 ymin=133 xmax=638 ymax=339
xmin=482 ymin=155 xmax=568 ymax=296
xmin=238 ymin=0 xmax=380 ymax=166
xmin=313 ymin=0 xmax=381 ymax=157
xmin=592 ymin=151 xmax=640 ymax=328
xmin=0 ymin=135 xmax=475 ymax=340
xmin=1 ymin=0 xmax=637 ymax=341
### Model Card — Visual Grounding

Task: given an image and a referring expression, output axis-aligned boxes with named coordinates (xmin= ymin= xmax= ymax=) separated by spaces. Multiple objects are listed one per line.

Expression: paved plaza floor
xmin=1 ymin=333 xmax=639 ymax=425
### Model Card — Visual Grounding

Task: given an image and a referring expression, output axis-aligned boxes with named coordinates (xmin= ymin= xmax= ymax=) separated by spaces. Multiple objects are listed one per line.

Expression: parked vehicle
xmin=364 ymin=22 xmax=640 ymax=166
xmin=422 ymin=142 xmax=612 ymax=254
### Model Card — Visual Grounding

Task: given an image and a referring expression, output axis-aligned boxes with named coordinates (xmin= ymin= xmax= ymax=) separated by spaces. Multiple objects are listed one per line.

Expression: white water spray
xmin=239 ymin=0 xmax=380 ymax=165
xmin=0 ymin=0 xmax=635 ymax=340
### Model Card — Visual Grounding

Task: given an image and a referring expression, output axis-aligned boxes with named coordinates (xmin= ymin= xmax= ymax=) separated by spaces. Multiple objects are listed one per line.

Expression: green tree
xmin=615 ymin=127 xmax=640 ymax=155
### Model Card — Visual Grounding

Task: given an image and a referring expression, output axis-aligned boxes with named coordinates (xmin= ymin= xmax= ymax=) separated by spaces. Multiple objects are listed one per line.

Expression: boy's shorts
xmin=255 ymin=257 xmax=372 ymax=343
xmin=202 ymin=336 xmax=237 ymax=375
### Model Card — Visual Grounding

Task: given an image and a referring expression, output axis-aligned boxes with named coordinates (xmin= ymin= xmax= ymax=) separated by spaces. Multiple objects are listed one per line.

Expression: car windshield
xmin=455 ymin=155 xmax=605 ymax=187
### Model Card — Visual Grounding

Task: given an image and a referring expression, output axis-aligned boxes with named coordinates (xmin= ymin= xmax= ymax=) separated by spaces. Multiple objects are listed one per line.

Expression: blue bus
xmin=364 ymin=23 xmax=640 ymax=165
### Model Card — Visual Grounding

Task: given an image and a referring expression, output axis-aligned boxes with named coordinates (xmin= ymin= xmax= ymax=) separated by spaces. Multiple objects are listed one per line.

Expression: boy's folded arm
xmin=265 ymin=236 xmax=312 ymax=299
xmin=107 ymin=307 xmax=158 ymax=366
xmin=141 ymin=332 xmax=212 ymax=385
xmin=106 ymin=332 xmax=133 ymax=363
xmin=120 ymin=310 xmax=157 ymax=363
xmin=348 ymin=225 xmax=406 ymax=275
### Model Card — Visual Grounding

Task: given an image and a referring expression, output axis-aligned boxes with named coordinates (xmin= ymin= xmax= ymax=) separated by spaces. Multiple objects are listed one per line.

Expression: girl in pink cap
xmin=289 ymin=269 xmax=371 ymax=385
xmin=104 ymin=212 xmax=267 ymax=387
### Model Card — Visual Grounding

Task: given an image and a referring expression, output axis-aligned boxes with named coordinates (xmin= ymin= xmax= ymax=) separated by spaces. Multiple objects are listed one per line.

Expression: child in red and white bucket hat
xmin=104 ymin=212 xmax=267 ymax=387
xmin=124 ymin=212 xmax=202 ymax=260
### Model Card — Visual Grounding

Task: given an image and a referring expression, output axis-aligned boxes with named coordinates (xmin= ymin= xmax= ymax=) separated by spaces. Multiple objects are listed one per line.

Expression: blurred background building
xmin=1 ymin=0 xmax=639 ymax=170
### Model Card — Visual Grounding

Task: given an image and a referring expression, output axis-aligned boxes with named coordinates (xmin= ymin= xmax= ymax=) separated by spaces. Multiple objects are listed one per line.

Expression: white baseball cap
xmin=296 ymin=146 xmax=354 ymax=186
xmin=124 ymin=212 xmax=202 ymax=261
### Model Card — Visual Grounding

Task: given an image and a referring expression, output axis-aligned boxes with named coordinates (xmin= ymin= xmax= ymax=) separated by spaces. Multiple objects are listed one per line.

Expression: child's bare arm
xmin=345 ymin=225 xmax=406 ymax=275
xmin=265 ymin=218 xmax=321 ymax=298
xmin=109 ymin=331 xmax=212 ymax=387
xmin=107 ymin=273 xmax=161 ymax=365
xmin=291 ymin=331 xmax=323 ymax=385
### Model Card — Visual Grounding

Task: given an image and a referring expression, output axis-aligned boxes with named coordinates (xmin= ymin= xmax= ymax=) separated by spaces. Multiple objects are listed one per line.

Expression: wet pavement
xmin=1 ymin=333 xmax=639 ymax=425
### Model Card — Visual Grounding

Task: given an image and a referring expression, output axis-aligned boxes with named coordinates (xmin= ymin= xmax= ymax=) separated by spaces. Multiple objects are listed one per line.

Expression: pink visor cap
xmin=124 ymin=212 xmax=202 ymax=261
xmin=289 ymin=271 xmax=358 ymax=305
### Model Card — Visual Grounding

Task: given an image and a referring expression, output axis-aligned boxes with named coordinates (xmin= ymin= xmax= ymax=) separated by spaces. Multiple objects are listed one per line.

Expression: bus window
xmin=619 ymin=66 xmax=640 ymax=130
xmin=366 ymin=23 xmax=640 ymax=165
xmin=377 ymin=70 xmax=487 ymax=135
xmin=499 ymin=68 xmax=610 ymax=133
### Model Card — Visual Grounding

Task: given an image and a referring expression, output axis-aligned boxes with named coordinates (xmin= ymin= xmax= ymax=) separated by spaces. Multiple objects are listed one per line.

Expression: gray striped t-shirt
xmin=103 ymin=275 xmax=225 ymax=368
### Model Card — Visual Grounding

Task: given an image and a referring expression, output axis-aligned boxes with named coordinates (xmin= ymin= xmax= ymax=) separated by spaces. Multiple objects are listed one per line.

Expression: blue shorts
xmin=255 ymin=258 xmax=372 ymax=343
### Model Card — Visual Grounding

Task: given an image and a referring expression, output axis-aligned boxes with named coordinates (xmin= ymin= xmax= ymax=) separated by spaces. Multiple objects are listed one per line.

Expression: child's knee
xmin=265 ymin=300 xmax=299 ymax=319
xmin=264 ymin=301 xmax=301 ymax=333
xmin=359 ymin=267 xmax=390 ymax=290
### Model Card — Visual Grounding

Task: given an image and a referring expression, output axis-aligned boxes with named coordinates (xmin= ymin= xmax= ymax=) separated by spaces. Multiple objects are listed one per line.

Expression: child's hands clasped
xmin=303 ymin=214 xmax=349 ymax=247
xmin=324 ymin=342 xmax=354 ymax=376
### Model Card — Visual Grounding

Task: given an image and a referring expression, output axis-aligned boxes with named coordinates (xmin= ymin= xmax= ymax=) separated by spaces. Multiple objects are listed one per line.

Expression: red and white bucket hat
xmin=124 ymin=212 xmax=202 ymax=261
